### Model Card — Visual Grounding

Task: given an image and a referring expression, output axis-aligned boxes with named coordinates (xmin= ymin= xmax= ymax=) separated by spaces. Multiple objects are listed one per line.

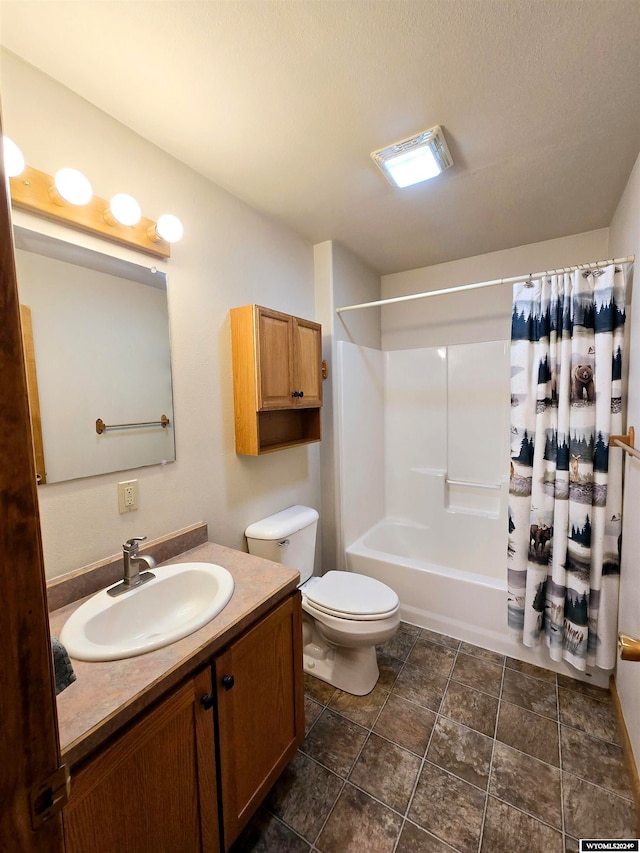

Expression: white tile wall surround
xmin=339 ymin=340 xmax=511 ymax=582
xmin=336 ymin=342 xmax=385 ymax=548
xmin=447 ymin=340 xmax=511 ymax=487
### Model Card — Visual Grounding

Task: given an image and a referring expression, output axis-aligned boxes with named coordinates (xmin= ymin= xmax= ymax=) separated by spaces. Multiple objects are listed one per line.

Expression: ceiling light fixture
xmin=7 ymin=150 xmax=183 ymax=258
xmin=371 ymin=125 xmax=453 ymax=188
xmin=3 ymin=137 xmax=25 ymax=177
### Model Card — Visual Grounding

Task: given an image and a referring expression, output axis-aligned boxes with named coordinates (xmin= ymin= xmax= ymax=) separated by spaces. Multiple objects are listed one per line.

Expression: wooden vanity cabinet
xmin=214 ymin=592 xmax=304 ymax=849
xmin=63 ymin=668 xmax=219 ymax=853
xmin=230 ymin=304 xmax=322 ymax=454
xmin=62 ymin=591 xmax=304 ymax=853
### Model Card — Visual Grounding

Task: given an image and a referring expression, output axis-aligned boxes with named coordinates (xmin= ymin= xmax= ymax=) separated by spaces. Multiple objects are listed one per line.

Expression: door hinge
xmin=29 ymin=764 xmax=70 ymax=829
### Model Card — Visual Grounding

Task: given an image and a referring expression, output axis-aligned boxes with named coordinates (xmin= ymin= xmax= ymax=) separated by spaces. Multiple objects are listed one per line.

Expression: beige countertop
xmin=49 ymin=541 xmax=299 ymax=768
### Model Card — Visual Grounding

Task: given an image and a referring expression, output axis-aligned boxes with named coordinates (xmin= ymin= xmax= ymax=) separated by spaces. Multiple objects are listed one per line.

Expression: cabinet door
xmin=292 ymin=317 xmax=322 ymax=407
xmin=215 ymin=593 xmax=304 ymax=849
xmin=256 ymin=307 xmax=293 ymax=410
xmin=64 ymin=669 xmax=219 ymax=853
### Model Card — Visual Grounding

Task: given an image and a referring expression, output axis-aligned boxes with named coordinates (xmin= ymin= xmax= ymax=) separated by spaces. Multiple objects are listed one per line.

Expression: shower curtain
xmin=507 ymin=263 xmax=628 ymax=671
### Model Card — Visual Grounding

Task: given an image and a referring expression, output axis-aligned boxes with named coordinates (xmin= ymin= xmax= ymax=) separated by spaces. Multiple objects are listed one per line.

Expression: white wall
xmin=381 ymin=229 xmax=609 ymax=350
xmin=332 ymin=242 xmax=381 ymax=349
xmin=2 ymin=51 xmax=321 ymax=578
xmin=315 ymin=240 xmax=380 ymax=572
xmin=608 ymin=151 xmax=640 ymax=770
xmin=16 ymin=248 xmax=175 ymax=483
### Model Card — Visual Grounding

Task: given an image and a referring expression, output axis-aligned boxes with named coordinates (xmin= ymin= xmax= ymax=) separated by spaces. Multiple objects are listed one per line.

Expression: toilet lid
xmin=304 ymin=571 xmax=399 ymax=618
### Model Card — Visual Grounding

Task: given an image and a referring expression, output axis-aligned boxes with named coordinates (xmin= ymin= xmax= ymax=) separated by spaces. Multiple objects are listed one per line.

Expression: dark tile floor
xmin=231 ymin=623 xmax=638 ymax=853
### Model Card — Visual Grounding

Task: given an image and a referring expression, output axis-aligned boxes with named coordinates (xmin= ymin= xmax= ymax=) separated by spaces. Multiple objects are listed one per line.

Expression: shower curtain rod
xmin=335 ymin=255 xmax=635 ymax=314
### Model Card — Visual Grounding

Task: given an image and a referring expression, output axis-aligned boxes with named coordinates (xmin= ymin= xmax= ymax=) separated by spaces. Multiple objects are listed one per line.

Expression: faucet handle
xmin=123 ymin=535 xmax=147 ymax=553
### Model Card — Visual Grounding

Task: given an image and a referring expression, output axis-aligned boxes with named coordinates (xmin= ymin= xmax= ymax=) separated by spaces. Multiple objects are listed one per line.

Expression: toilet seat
xmin=303 ymin=570 xmax=399 ymax=621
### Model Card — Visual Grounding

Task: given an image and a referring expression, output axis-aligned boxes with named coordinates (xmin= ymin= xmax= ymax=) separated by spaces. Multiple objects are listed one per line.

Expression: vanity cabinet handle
xmin=221 ymin=675 xmax=235 ymax=691
xmin=201 ymin=693 xmax=215 ymax=711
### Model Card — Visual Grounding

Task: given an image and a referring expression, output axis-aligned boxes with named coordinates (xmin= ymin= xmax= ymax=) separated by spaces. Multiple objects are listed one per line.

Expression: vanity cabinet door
xmin=215 ymin=592 xmax=304 ymax=849
xmin=63 ymin=668 xmax=219 ymax=853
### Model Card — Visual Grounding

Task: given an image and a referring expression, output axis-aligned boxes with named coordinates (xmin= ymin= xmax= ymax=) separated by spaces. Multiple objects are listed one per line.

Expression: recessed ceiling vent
xmin=371 ymin=125 xmax=453 ymax=188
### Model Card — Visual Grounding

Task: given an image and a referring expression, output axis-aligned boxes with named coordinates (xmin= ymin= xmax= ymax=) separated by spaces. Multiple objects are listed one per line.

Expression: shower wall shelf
xmin=611 ymin=426 xmax=640 ymax=460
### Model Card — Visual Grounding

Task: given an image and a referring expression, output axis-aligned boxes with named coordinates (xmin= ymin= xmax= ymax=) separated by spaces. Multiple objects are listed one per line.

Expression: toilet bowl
xmin=300 ymin=571 xmax=400 ymax=694
xmin=245 ymin=506 xmax=400 ymax=696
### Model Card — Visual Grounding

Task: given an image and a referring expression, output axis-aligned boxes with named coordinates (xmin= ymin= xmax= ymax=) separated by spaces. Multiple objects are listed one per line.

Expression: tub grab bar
xmin=446 ymin=478 xmax=502 ymax=491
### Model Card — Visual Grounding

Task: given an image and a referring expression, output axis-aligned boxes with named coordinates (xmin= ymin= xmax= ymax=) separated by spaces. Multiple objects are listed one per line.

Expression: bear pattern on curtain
xmin=507 ymin=263 xmax=628 ymax=671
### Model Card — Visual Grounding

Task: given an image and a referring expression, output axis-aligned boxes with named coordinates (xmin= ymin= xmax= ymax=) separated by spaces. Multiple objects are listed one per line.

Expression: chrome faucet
xmin=108 ymin=535 xmax=157 ymax=597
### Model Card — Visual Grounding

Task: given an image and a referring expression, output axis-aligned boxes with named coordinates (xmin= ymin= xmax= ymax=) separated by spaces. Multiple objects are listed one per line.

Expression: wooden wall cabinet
xmin=230 ymin=304 xmax=322 ymax=454
xmin=62 ymin=592 xmax=304 ymax=853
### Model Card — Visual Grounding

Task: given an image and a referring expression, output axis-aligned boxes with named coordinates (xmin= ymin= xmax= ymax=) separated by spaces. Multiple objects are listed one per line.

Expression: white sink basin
xmin=60 ymin=562 xmax=234 ymax=662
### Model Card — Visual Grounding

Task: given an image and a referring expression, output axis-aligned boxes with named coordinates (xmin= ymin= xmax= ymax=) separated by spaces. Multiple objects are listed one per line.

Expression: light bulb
xmin=156 ymin=214 xmax=183 ymax=243
xmin=53 ymin=168 xmax=93 ymax=205
xmin=108 ymin=193 xmax=141 ymax=226
xmin=3 ymin=137 xmax=25 ymax=177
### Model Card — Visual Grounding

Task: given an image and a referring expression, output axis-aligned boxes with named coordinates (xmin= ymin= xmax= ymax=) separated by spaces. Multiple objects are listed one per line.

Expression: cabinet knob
xmin=299 ymin=391 xmax=304 ymax=398
xmin=221 ymin=675 xmax=235 ymax=691
xmin=291 ymin=390 xmax=299 ymax=398
xmin=201 ymin=693 xmax=215 ymax=711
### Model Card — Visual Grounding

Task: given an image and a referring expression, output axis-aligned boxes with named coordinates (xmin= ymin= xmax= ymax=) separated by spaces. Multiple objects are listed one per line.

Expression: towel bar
xmin=96 ymin=415 xmax=170 ymax=434
xmin=610 ymin=426 xmax=640 ymax=460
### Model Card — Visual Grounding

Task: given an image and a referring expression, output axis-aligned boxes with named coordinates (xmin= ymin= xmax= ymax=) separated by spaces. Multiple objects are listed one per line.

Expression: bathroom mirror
xmin=13 ymin=226 xmax=176 ymax=484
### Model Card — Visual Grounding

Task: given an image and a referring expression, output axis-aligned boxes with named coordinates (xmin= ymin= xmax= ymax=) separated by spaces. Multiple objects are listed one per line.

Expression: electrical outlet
xmin=118 ymin=479 xmax=138 ymax=513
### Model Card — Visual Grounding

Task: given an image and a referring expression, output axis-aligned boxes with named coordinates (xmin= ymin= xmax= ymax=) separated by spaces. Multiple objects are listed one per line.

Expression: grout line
xmin=299 ymin=747 xmax=410 ymax=821
xmin=494 ymin=685 xmax=621 ymax=749
xmin=447 ymin=673 xmax=502 ymax=701
xmin=557 ymin=674 xmax=568 ymax=852
xmin=497 ymin=694 xmax=558 ymax=724
xmin=391 ymin=642 xmax=461 ymax=852
xmin=400 ymin=816 xmax=465 ymax=852
xmin=477 ymin=655 xmax=506 ymax=853
xmin=557 ymin=681 xmax=616 ymax=706
xmin=487 ymin=793 xmax=566 ymax=835
xmin=560 ymin=768 xmax=638 ymax=804
xmin=261 ymin=809 xmax=318 ymax=850
xmin=307 ymin=633 xmax=422 ymax=851
xmin=307 ymin=773 xmax=340 ymax=848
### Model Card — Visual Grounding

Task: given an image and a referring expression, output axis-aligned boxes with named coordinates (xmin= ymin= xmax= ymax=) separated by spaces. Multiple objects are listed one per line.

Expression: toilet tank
xmin=245 ymin=505 xmax=319 ymax=584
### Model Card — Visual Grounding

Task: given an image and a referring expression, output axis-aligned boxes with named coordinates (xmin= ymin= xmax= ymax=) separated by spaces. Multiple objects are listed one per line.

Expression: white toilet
xmin=245 ymin=505 xmax=400 ymax=696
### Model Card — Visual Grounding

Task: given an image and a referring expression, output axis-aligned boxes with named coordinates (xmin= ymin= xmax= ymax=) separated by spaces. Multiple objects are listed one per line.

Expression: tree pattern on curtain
xmin=507 ymin=264 xmax=629 ymax=671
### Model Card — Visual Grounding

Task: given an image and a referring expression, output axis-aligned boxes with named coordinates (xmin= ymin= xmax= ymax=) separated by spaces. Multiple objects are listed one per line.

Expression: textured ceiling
xmin=1 ymin=0 xmax=639 ymax=274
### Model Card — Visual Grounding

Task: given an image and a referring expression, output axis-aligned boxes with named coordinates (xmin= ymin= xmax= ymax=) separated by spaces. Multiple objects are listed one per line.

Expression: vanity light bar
xmin=9 ymin=165 xmax=174 ymax=260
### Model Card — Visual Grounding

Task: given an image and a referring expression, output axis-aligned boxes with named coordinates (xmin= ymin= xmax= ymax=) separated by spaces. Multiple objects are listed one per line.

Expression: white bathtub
xmin=346 ymin=518 xmax=507 ymax=647
xmin=345 ymin=518 xmax=610 ymax=686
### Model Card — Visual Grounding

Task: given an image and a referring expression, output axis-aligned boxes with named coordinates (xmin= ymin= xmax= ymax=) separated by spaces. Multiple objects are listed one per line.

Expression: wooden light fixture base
xmin=10 ymin=166 xmax=171 ymax=259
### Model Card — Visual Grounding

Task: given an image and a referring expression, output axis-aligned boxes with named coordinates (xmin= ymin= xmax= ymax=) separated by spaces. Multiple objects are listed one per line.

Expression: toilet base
xmin=302 ymin=620 xmax=380 ymax=696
